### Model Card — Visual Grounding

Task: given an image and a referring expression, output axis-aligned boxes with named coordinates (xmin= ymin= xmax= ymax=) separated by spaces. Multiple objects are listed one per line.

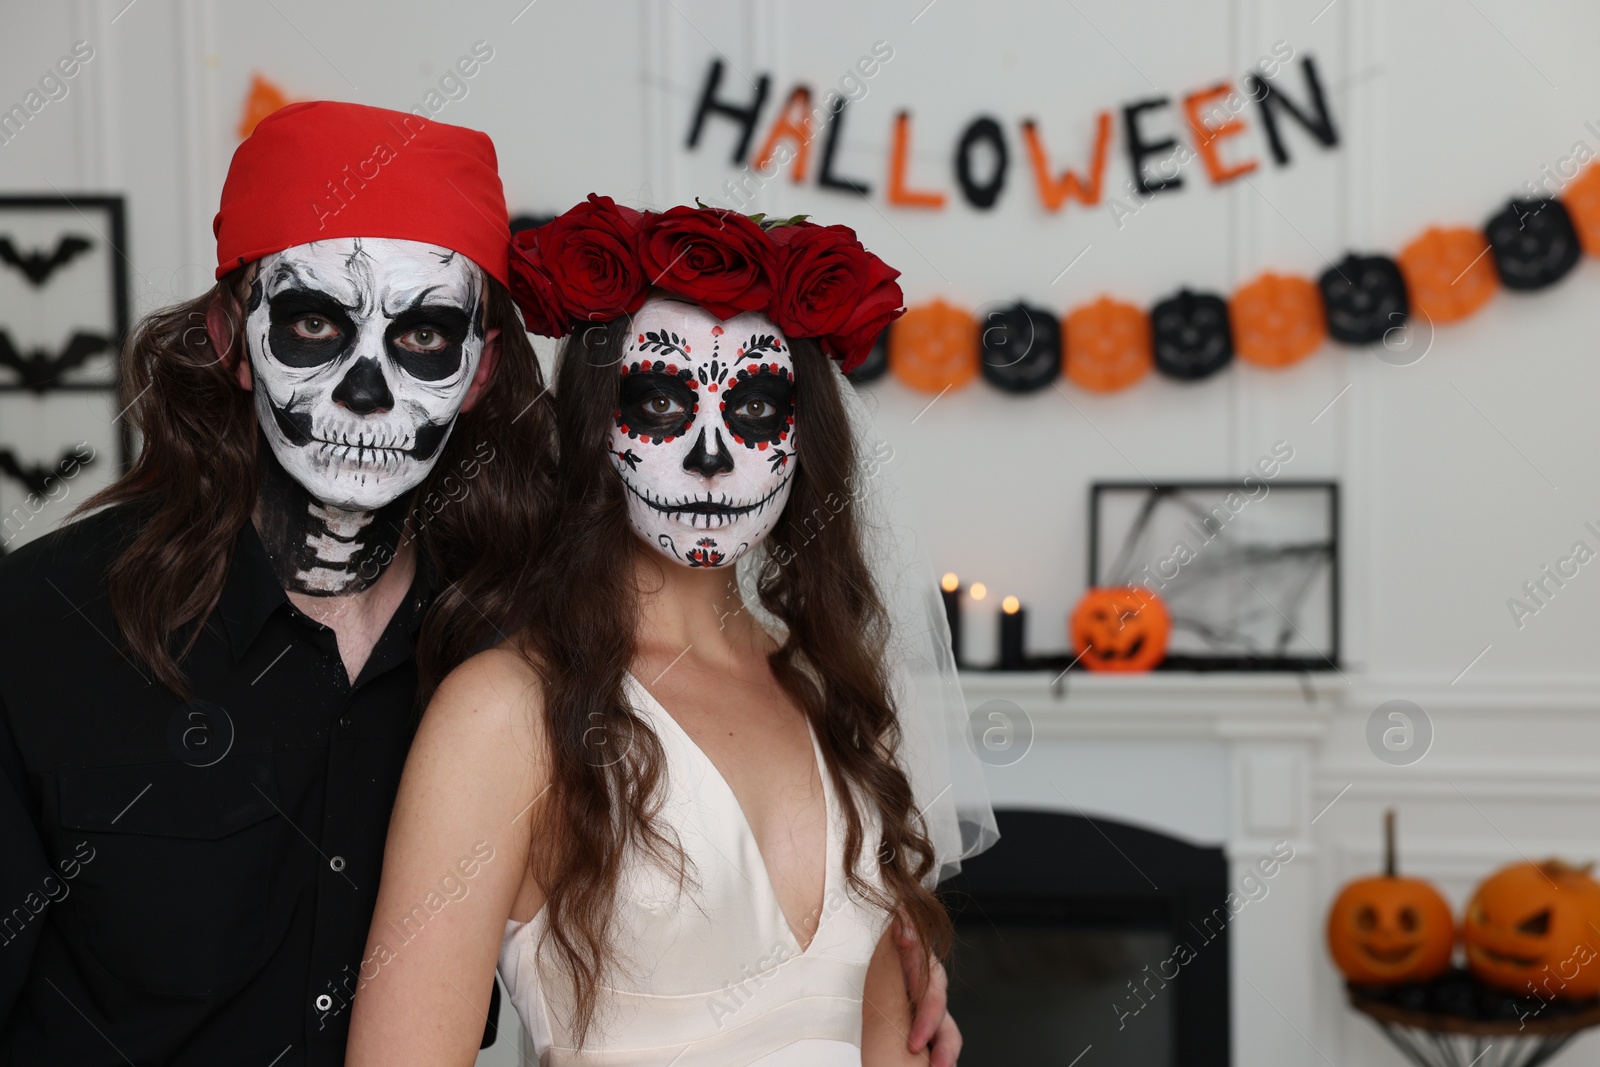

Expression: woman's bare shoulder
xmin=410 ymin=643 xmax=549 ymax=795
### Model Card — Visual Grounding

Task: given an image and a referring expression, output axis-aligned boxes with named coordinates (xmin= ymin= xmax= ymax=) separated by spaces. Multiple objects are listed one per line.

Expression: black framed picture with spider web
xmin=1088 ymin=481 xmax=1340 ymax=671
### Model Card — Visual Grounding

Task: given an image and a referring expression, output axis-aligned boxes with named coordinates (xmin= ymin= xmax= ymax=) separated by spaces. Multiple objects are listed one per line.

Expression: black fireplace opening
xmin=943 ymin=809 xmax=1231 ymax=1067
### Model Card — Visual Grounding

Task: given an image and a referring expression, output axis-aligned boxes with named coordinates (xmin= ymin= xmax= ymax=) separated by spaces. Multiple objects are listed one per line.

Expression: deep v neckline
xmin=625 ymin=672 xmax=836 ymax=956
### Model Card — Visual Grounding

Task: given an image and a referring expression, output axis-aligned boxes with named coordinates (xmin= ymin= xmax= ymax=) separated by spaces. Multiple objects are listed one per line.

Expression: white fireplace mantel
xmin=958 ymin=669 xmax=1341 ymax=1067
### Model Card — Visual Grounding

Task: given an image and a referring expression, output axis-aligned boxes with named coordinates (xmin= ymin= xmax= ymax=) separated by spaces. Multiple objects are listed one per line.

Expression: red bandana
xmin=213 ymin=100 xmax=511 ymax=287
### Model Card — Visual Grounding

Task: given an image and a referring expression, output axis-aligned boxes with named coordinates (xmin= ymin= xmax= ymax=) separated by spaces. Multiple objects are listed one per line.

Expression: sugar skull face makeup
xmin=245 ymin=237 xmax=485 ymax=511
xmin=610 ymin=297 xmax=797 ymax=569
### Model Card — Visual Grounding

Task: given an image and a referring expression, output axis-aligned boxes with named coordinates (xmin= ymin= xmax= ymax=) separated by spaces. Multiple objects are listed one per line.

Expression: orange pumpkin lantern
xmin=1064 ymin=297 xmax=1151 ymax=392
xmin=1326 ymin=811 xmax=1455 ymax=986
xmin=1229 ymin=272 xmax=1325 ymax=368
xmin=888 ymin=299 xmax=978 ymax=394
xmin=1396 ymin=226 xmax=1499 ymax=324
xmin=1068 ymin=585 xmax=1170 ymax=672
xmin=1463 ymin=858 xmax=1600 ymax=1000
xmin=1561 ymin=161 xmax=1600 ymax=258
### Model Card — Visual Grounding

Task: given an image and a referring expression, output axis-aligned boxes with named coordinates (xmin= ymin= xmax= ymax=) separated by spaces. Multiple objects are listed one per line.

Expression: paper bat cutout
xmin=0 ymin=445 xmax=96 ymax=499
xmin=0 ymin=234 xmax=94 ymax=286
xmin=0 ymin=328 xmax=114 ymax=391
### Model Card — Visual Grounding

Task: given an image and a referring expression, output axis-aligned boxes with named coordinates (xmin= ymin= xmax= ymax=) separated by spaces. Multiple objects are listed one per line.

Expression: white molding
xmin=960 ymin=670 xmax=1341 ymax=739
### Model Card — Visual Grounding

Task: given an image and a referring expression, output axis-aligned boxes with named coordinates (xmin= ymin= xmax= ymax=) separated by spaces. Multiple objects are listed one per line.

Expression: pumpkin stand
xmin=1332 ymin=823 xmax=1600 ymax=1067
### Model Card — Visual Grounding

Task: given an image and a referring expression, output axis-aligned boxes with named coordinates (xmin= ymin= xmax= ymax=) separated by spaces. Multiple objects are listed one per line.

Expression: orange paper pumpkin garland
xmin=1396 ymin=226 xmax=1500 ymax=324
xmin=888 ymin=299 xmax=978 ymax=394
xmin=1229 ymin=272 xmax=1326 ymax=368
xmin=1065 ymin=297 xmax=1151 ymax=392
xmin=1068 ymin=585 xmax=1170 ymax=672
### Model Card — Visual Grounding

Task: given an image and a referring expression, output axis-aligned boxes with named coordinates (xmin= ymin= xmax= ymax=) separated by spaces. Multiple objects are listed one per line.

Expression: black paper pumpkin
xmin=846 ymin=324 xmax=890 ymax=384
xmin=1150 ymin=289 xmax=1233 ymax=381
xmin=1485 ymin=197 xmax=1581 ymax=291
xmin=1318 ymin=253 xmax=1408 ymax=345
xmin=979 ymin=301 xmax=1061 ymax=393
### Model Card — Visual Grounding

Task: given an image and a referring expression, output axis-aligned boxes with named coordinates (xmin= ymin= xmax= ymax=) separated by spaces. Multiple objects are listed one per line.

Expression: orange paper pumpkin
xmin=1562 ymin=161 xmax=1600 ymax=258
xmin=1068 ymin=586 xmax=1170 ymax=672
xmin=888 ymin=299 xmax=978 ymax=394
xmin=1463 ymin=859 xmax=1600 ymax=1000
xmin=1326 ymin=812 xmax=1455 ymax=986
xmin=1229 ymin=272 xmax=1325 ymax=368
xmin=1065 ymin=297 xmax=1151 ymax=392
xmin=1396 ymin=226 xmax=1499 ymax=324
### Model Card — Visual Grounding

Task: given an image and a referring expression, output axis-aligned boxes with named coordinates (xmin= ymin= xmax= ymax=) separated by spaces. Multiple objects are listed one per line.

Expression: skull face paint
xmin=610 ymin=298 xmax=797 ymax=569
xmin=246 ymin=237 xmax=485 ymax=512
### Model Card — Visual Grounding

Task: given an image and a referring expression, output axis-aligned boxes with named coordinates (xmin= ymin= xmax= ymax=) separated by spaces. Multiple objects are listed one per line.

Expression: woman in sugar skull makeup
xmin=348 ymin=199 xmax=995 ymax=1066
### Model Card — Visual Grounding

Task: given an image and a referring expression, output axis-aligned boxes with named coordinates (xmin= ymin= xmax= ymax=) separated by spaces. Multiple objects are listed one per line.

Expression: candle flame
xmin=941 ymin=572 xmax=959 ymax=593
xmin=1002 ymin=596 xmax=1020 ymax=614
xmin=970 ymin=582 xmax=987 ymax=601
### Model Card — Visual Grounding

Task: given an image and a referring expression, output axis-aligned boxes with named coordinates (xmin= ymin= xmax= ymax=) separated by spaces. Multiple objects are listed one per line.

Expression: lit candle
xmin=999 ymin=595 xmax=1027 ymax=669
xmin=965 ymin=582 xmax=995 ymax=669
xmin=940 ymin=572 xmax=963 ymax=665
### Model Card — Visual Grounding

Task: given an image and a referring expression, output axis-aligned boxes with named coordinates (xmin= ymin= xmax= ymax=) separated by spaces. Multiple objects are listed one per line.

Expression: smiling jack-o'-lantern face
xmin=1230 ymin=272 xmax=1326 ymax=368
xmin=888 ymin=299 xmax=978 ymax=394
xmin=1327 ymin=875 xmax=1454 ymax=986
xmin=1065 ymin=297 xmax=1151 ymax=392
xmin=1462 ymin=859 xmax=1600 ymax=1000
xmin=1150 ymin=288 xmax=1234 ymax=381
xmin=1319 ymin=253 xmax=1409 ymax=346
xmin=1069 ymin=586 xmax=1170 ymax=672
xmin=1485 ymin=197 xmax=1582 ymax=291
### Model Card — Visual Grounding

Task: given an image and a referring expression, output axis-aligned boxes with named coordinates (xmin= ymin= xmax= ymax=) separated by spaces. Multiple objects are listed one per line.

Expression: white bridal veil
xmin=736 ymin=365 xmax=1000 ymax=884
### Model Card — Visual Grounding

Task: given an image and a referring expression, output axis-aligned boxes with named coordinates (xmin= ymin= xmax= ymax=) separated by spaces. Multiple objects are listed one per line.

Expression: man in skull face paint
xmin=0 ymin=103 xmax=549 ymax=1066
xmin=246 ymin=237 xmax=491 ymax=596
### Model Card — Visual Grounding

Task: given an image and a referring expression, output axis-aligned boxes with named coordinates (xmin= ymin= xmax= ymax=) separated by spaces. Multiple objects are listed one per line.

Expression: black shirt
xmin=0 ymin=504 xmax=489 ymax=1065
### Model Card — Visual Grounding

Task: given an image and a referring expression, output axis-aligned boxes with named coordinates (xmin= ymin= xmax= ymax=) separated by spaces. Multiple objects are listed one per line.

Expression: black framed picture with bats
xmin=0 ymin=194 xmax=129 ymax=555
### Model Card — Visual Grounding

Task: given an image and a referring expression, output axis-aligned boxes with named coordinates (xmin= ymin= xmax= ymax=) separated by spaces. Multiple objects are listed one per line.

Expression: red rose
xmin=769 ymin=222 xmax=871 ymax=337
xmin=541 ymin=193 xmax=649 ymax=322
xmin=638 ymin=206 xmax=778 ymax=319
xmin=826 ymin=294 xmax=902 ymax=374
xmin=769 ymin=222 xmax=903 ymax=371
xmin=508 ymin=228 xmax=569 ymax=337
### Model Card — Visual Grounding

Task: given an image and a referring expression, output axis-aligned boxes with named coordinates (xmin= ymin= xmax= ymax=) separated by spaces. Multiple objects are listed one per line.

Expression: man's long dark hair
xmin=80 ymin=266 xmax=553 ymax=697
xmin=518 ymin=317 xmax=952 ymax=1044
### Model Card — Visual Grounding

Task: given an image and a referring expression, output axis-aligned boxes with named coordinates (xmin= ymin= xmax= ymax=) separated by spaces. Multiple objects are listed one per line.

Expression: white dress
xmin=499 ymin=674 xmax=892 ymax=1067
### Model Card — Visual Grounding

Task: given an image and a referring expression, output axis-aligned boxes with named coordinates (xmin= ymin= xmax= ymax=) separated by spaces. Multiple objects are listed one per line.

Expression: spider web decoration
xmin=1089 ymin=481 xmax=1339 ymax=670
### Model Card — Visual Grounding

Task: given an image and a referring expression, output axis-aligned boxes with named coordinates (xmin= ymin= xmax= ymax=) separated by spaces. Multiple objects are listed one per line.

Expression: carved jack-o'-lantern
xmin=1560 ymin=161 xmax=1600 ymax=258
xmin=848 ymin=323 xmax=891 ymax=384
xmin=1229 ymin=272 xmax=1326 ymax=368
xmin=888 ymin=299 xmax=979 ymax=394
xmin=1068 ymin=586 xmax=1170 ymax=672
xmin=1326 ymin=811 xmax=1455 ymax=987
xmin=1463 ymin=859 xmax=1600 ymax=1000
xmin=1485 ymin=197 xmax=1582 ymax=291
xmin=979 ymin=301 xmax=1061 ymax=393
xmin=1150 ymin=289 xmax=1234 ymax=381
xmin=1065 ymin=297 xmax=1151 ymax=392
xmin=1397 ymin=226 xmax=1499 ymax=324
xmin=1318 ymin=254 xmax=1409 ymax=346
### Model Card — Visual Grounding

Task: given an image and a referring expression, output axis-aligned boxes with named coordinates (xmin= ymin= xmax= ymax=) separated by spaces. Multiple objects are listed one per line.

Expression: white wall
xmin=5 ymin=2 xmax=1600 ymax=1064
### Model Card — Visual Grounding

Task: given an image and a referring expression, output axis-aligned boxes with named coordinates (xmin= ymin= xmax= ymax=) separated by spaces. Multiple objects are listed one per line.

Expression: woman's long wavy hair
xmin=80 ymin=265 xmax=554 ymax=698
xmin=521 ymin=317 xmax=953 ymax=1044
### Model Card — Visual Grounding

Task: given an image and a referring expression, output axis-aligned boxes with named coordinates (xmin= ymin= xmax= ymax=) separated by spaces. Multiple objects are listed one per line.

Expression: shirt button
xmin=330 ymin=856 xmax=346 ymax=872
xmin=315 ymin=993 xmax=333 ymax=1011
xmin=338 ymin=715 xmax=352 ymax=729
